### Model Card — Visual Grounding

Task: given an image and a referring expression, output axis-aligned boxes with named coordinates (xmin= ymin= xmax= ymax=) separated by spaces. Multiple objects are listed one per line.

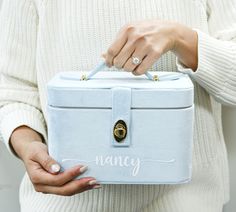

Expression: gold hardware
xmin=113 ymin=120 xmax=127 ymax=143
xmin=80 ymin=74 xmax=87 ymax=81
xmin=153 ymin=75 xmax=159 ymax=81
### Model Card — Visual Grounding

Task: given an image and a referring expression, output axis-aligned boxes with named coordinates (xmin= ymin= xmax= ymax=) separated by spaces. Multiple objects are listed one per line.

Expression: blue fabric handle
xmin=86 ymin=60 xmax=108 ymax=80
xmin=84 ymin=59 xmax=184 ymax=81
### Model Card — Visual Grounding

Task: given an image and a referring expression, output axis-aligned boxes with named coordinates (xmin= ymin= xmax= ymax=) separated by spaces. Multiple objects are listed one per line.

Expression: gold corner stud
xmin=80 ymin=74 xmax=87 ymax=81
xmin=153 ymin=75 xmax=159 ymax=81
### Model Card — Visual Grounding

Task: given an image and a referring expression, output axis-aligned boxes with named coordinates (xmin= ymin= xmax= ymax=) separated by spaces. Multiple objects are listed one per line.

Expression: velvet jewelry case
xmin=47 ymin=64 xmax=194 ymax=184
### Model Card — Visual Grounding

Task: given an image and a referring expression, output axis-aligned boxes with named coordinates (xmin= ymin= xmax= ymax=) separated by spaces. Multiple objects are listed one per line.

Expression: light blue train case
xmin=47 ymin=60 xmax=194 ymax=184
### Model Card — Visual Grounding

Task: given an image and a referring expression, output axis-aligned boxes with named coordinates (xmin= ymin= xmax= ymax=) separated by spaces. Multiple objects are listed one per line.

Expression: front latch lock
xmin=113 ymin=120 xmax=127 ymax=143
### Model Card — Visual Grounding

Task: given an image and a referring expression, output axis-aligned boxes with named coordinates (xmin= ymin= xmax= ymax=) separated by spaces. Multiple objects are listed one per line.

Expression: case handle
xmin=81 ymin=60 xmax=159 ymax=81
xmin=80 ymin=59 xmax=184 ymax=82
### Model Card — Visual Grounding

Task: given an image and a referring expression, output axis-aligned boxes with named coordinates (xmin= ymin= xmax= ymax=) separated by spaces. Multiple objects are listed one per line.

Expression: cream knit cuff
xmin=176 ymin=29 xmax=236 ymax=106
xmin=0 ymin=103 xmax=47 ymax=157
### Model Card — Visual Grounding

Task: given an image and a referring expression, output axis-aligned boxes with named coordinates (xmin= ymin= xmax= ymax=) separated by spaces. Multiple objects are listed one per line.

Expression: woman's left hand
xmin=103 ymin=20 xmax=198 ymax=75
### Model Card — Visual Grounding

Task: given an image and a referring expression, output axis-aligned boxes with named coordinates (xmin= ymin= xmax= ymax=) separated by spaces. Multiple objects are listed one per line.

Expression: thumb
xmin=33 ymin=149 xmax=61 ymax=174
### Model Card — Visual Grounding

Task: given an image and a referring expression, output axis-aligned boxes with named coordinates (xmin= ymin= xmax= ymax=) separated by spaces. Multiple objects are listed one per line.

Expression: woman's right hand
xmin=10 ymin=126 xmax=100 ymax=196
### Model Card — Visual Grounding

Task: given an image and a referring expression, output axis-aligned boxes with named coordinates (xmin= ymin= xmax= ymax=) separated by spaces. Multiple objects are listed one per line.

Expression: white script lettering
xmin=95 ymin=155 xmax=140 ymax=176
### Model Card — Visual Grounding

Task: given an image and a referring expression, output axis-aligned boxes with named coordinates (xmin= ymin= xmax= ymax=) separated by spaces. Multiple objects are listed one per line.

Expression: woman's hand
xmin=10 ymin=126 xmax=100 ymax=196
xmin=103 ymin=20 xmax=198 ymax=74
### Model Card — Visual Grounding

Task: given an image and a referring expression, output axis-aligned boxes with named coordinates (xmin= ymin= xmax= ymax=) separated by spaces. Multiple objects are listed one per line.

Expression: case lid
xmin=47 ymin=71 xmax=194 ymax=109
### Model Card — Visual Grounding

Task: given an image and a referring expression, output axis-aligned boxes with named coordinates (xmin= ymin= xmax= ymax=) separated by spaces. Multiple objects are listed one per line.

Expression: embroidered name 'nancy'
xmin=95 ymin=155 xmax=140 ymax=176
xmin=62 ymin=156 xmax=176 ymax=177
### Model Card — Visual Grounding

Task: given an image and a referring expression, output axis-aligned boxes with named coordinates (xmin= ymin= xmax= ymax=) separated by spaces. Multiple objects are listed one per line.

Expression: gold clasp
xmin=113 ymin=120 xmax=127 ymax=143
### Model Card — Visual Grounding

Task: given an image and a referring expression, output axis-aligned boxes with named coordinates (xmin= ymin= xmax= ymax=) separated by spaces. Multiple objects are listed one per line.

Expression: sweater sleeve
xmin=176 ymin=0 xmax=236 ymax=106
xmin=0 ymin=0 xmax=47 ymax=156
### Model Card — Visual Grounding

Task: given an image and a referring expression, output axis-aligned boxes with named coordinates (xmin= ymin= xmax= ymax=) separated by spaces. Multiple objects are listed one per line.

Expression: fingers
xmin=112 ymin=41 xmax=136 ymax=68
xmin=32 ymin=148 xmax=61 ymax=174
xmin=104 ymin=21 xmax=176 ymax=73
xmin=24 ymin=142 xmax=100 ymax=196
xmin=29 ymin=160 xmax=100 ymax=195
xmin=132 ymin=52 xmax=160 ymax=76
xmin=30 ymin=163 xmax=89 ymax=186
xmin=106 ymin=27 xmax=128 ymax=67
xmin=28 ymin=143 xmax=93 ymax=187
xmin=122 ymin=46 xmax=149 ymax=72
xmin=34 ymin=177 xmax=101 ymax=196
xmin=104 ymin=37 xmax=161 ymax=75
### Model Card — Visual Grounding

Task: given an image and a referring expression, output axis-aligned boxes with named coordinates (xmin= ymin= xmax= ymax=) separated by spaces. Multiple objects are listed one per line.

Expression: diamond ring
xmin=132 ymin=56 xmax=142 ymax=65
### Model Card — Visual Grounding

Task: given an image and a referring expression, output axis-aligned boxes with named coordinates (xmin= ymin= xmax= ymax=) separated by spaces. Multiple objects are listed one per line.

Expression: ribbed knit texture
xmin=0 ymin=0 xmax=236 ymax=211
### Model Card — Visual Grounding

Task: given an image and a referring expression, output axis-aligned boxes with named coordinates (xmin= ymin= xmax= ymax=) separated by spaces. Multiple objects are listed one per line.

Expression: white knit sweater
xmin=0 ymin=0 xmax=236 ymax=211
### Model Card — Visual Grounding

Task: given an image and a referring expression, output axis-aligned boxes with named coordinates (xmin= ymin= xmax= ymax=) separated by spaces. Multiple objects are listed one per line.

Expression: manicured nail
xmin=93 ymin=185 xmax=102 ymax=189
xmin=88 ymin=180 xmax=97 ymax=185
xmin=80 ymin=165 xmax=88 ymax=173
xmin=50 ymin=164 xmax=60 ymax=173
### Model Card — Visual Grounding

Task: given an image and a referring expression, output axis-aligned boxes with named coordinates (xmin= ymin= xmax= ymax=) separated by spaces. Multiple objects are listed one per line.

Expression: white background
xmin=0 ymin=1 xmax=235 ymax=211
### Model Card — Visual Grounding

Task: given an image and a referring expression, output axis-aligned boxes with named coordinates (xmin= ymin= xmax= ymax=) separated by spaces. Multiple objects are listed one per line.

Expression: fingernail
xmin=93 ymin=185 xmax=102 ymax=189
xmin=88 ymin=180 xmax=97 ymax=185
xmin=80 ymin=165 xmax=88 ymax=173
xmin=50 ymin=164 xmax=60 ymax=173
